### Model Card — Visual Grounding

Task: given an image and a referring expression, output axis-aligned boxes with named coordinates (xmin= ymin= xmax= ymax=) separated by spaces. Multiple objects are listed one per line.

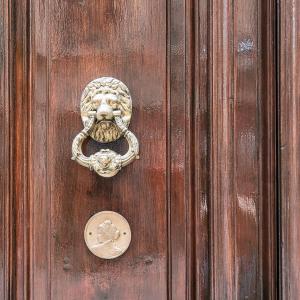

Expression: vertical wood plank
xmin=37 ymin=1 xmax=169 ymax=299
xmin=210 ymin=0 xmax=236 ymax=297
xmin=11 ymin=0 xmax=31 ymax=298
xmin=193 ymin=0 xmax=210 ymax=298
xmin=261 ymin=0 xmax=277 ymax=297
xmin=168 ymin=0 xmax=188 ymax=298
xmin=234 ymin=0 xmax=261 ymax=297
xmin=0 ymin=0 xmax=34 ymax=298
xmin=30 ymin=0 xmax=51 ymax=298
xmin=280 ymin=0 xmax=300 ymax=298
xmin=0 ymin=0 xmax=12 ymax=299
xmin=209 ymin=0 xmax=277 ymax=298
xmin=168 ymin=1 xmax=211 ymax=298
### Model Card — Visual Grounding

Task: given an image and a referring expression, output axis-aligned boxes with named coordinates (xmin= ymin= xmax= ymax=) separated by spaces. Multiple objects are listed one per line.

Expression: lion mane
xmin=80 ymin=77 xmax=132 ymax=143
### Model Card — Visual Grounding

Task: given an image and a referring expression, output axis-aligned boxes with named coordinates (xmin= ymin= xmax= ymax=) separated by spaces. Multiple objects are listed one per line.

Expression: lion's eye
xmin=108 ymin=99 xmax=118 ymax=108
xmin=92 ymin=100 xmax=100 ymax=109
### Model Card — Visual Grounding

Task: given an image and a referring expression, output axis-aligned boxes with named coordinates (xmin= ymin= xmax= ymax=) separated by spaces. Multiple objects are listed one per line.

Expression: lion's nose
xmin=96 ymin=103 xmax=113 ymax=121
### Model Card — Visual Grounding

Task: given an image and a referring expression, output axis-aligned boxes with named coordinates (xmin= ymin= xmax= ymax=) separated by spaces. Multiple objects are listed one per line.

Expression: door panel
xmin=1 ymin=0 xmax=294 ymax=299
xmin=33 ymin=1 xmax=168 ymax=299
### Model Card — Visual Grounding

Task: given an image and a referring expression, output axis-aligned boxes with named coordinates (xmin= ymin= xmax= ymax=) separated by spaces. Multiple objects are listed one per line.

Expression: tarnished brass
xmin=71 ymin=77 xmax=139 ymax=177
xmin=84 ymin=211 xmax=131 ymax=259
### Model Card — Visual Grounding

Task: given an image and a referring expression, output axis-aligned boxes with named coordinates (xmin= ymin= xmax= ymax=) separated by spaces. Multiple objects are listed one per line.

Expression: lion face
xmin=80 ymin=77 xmax=132 ymax=143
xmin=90 ymin=149 xmax=122 ymax=177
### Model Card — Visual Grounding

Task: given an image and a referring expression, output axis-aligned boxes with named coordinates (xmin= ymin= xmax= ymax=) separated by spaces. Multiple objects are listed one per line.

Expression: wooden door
xmin=1 ymin=0 xmax=300 ymax=299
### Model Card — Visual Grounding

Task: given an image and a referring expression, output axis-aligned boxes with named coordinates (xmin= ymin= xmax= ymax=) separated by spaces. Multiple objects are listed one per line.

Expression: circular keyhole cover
xmin=84 ymin=211 xmax=131 ymax=259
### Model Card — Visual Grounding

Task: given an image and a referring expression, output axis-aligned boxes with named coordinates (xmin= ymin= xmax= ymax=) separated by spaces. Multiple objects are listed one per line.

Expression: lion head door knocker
xmin=71 ymin=77 xmax=139 ymax=177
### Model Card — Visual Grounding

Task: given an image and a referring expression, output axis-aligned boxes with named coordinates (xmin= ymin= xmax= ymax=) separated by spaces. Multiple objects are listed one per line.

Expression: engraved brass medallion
xmin=84 ymin=211 xmax=131 ymax=259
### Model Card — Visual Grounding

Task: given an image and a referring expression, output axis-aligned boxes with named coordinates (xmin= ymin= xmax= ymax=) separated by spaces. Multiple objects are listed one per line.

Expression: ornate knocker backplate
xmin=71 ymin=77 xmax=139 ymax=177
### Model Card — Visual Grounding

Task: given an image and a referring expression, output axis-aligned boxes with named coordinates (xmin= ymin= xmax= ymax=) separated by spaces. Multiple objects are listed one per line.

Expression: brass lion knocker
xmin=71 ymin=77 xmax=139 ymax=177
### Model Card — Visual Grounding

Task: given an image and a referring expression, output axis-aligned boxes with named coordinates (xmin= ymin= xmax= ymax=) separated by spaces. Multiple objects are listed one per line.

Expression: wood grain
xmin=209 ymin=0 xmax=277 ymax=298
xmin=1 ymin=0 xmax=280 ymax=299
xmin=193 ymin=0 xmax=210 ymax=298
xmin=280 ymin=0 xmax=300 ymax=298
xmin=4 ymin=0 xmax=32 ymax=298
xmin=34 ymin=1 xmax=168 ymax=299
xmin=0 ymin=0 xmax=12 ymax=299
xmin=168 ymin=0 xmax=195 ymax=298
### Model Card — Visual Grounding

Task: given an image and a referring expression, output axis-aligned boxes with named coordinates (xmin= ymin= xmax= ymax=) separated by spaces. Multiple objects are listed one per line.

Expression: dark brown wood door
xmin=1 ymin=0 xmax=300 ymax=299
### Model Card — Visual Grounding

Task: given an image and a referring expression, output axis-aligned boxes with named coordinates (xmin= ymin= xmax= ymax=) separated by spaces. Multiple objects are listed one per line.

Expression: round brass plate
xmin=84 ymin=211 xmax=131 ymax=259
